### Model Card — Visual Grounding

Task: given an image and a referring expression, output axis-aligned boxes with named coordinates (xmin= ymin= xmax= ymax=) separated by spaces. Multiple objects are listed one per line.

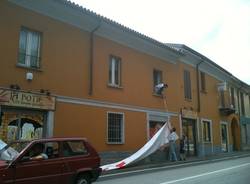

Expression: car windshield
xmin=0 ymin=141 xmax=30 ymax=162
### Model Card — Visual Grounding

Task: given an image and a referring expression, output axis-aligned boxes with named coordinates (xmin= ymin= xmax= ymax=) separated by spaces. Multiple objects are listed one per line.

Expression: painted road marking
xmin=100 ymin=154 xmax=250 ymax=179
xmin=160 ymin=162 xmax=250 ymax=184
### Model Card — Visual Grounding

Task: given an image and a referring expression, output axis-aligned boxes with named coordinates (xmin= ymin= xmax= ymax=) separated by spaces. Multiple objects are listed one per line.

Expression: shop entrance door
xmin=221 ymin=123 xmax=228 ymax=152
xmin=182 ymin=118 xmax=197 ymax=156
xmin=0 ymin=111 xmax=44 ymax=143
xmin=149 ymin=121 xmax=165 ymax=139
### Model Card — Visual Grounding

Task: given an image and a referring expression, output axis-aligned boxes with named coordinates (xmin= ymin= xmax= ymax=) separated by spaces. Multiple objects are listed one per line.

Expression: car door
xmin=13 ymin=141 xmax=63 ymax=184
xmin=59 ymin=140 xmax=91 ymax=184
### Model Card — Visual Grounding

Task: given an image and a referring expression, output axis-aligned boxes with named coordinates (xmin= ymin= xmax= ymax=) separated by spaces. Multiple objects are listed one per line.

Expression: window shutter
xmin=184 ymin=70 xmax=192 ymax=99
xmin=200 ymin=72 xmax=206 ymax=92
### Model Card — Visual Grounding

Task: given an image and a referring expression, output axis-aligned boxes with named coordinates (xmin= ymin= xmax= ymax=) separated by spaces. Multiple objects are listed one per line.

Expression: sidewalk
xmin=100 ymin=151 xmax=250 ymax=180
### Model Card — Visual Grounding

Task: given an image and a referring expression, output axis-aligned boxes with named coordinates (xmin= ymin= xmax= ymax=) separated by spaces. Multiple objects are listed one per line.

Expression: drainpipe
xmin=237 ymin=87 xmax=241 ymax=117
xmin=89 ymin=22 xmax=101 ymax=95
xmin=237 ymin=84 xmax=243 ymax=150
xmin=196 ymin=60 xmax=204 ymax=112
xmin=196 ymin=59 xmax=204 ymax=157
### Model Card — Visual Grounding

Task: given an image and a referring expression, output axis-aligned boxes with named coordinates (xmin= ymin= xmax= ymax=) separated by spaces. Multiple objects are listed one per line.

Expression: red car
xmin=0 ymin=138 xmax=101 ymax=184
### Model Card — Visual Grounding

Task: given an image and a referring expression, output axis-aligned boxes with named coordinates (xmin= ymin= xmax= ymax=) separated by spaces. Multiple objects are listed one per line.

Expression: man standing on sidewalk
xmin=168 ymin=127 xmax=179 ymax=161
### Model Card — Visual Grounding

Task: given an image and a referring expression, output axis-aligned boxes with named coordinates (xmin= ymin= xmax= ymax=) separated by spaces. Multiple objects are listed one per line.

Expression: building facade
xmin=1 ymin=0 xmax=250 ymax=160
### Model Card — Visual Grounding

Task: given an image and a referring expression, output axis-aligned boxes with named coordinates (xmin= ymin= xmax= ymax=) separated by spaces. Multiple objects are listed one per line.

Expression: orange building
xmin=1 ymin=0 xmax=250 ymax=160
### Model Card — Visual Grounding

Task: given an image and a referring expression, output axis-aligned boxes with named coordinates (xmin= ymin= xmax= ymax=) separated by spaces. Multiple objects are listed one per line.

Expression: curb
xmin=97 ymin=153 xmax=250 ymax=182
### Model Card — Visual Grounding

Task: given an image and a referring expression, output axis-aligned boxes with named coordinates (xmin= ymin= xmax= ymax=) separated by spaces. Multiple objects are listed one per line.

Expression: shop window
xmin=18 ymin=27 xmax=41 ymax=68
xmin=153 ymin=69 xmax=163 ymax=95
xmin=1 ymin=112 xmax=44 ymax=143
xmin=109 ymin=55 xmax=121 ymax=87
xmin=202 ymin=120 xmax=211 ymax=142
xmin=107 ymin=112 xmax=124 ymax=144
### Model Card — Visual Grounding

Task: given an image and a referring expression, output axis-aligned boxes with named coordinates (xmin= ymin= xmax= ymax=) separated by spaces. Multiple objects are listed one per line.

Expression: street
xmin=97 ymin=156 xmax=250 ymax=184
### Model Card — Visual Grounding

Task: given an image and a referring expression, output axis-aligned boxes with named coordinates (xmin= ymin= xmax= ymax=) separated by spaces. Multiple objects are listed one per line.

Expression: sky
xmin=72 ymin=0 xmax=250 ymax=85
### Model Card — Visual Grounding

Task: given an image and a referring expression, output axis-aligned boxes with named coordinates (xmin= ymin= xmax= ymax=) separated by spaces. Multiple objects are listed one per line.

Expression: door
xmin=149 ymin=121 xmax=165 ymax=139
xmin=182 ymin=118 xmax=197 ymax=156
xmin=231 ymin=118 xmax=239 ymax=151
xmin=60 ymin=140 xmax=93 ymax=184
xmin=221 ymin=123 xmax=228 ymax=152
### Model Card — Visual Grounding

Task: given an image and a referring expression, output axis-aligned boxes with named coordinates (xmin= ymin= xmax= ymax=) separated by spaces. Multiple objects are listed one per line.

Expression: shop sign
xmin=0 ymin=89 xmax=56 ymax=111
xmin=181 ymin=108 xmax=197 ymax=119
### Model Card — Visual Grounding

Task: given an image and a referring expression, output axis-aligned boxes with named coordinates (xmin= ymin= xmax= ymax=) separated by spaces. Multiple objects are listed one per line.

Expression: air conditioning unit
xmin=217 ymin=82 xmax=227 ymax=91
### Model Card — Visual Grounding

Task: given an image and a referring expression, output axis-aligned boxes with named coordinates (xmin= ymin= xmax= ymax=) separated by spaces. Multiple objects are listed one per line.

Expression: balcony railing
xmin=218 ymin=90 xmax=235 ymax=116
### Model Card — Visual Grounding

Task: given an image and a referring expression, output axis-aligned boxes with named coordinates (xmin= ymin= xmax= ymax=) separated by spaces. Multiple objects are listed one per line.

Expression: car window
xmin=62 ymin=141 xmax=88 ymax=157
xmin=23 ymin=142 xmax=59 ymax=161
xmin=23 ymin=142 xmax=47 ymax=160
xmin=44 ymin=142 xmax=59 ymax=159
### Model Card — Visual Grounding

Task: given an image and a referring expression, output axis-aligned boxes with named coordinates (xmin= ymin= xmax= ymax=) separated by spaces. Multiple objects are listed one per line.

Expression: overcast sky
xmin=72 ymin=0 xmax=250 ymax=85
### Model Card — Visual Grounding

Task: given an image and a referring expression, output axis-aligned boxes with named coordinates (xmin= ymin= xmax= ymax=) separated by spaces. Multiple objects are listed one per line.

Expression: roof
xmin=166 ymin=43 xmax=250 ymax=88
xmin=55 ymin=0 xmax=182 ymax=56
xmin=8 ymin=0 xmax=249 ymax=88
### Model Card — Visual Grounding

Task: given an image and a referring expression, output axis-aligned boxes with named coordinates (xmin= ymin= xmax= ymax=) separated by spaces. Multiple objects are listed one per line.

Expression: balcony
xmin=218 ymin=83 xmax=236 ymax=116
xmin=219 ymin=106 xmax=235 ymax=116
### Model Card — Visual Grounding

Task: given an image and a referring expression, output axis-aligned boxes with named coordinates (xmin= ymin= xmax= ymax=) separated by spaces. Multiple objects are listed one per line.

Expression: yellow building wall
xmin=0 ymin=0 xmax=241 ymax=153
xmin=0 ymin=1 xmax=91 ymax=98
xmin=92 ymin=36 xmax=181 ymax=112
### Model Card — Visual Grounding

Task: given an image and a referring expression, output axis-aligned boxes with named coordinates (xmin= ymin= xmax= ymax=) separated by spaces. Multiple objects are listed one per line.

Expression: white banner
xmin=101 ymin=121 xmax=173 ymax=171
xmin=0 ymin=139 xmax=7 ymax=150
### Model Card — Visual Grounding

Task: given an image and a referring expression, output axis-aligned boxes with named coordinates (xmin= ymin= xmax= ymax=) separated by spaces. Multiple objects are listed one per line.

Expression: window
xmin=153 ymin=69 xmax=163 ymax=95
xmin=240 ymin=92 xmax=245 ymax=116
xmin=109 ymin=56 xmax=121 ymax=87
xmin=230 ymin=87 xmax=235 ymax=108
xmin=62 ymin=141 xmax=88 ymax=157
xmin=200 ymin=72 xmax=206 ymax=92
xmin=184 ymin=70 xmax=192 ymax=100
xmin=202 ymin=120 xmax=211 ymax=142
xmin=18 ymin=27 xmax=41 ymax=68
xmin=220 ymin=91 xmax=225 ymax=107
xmin=107 ymin=112 xmax=124 ymax=144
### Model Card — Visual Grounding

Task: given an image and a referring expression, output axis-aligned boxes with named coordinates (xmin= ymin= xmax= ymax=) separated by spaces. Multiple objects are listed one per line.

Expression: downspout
xmin=196 ymin=60 xmax=204 ymax=112
xmin=196 ymin=59 xmax=204 ymax=157
xmin=237 ymin=84 xmax=243 ymax=150
xmin=89 ymin=22 xmax=101 ymax=95
xmin=237 ymin=86 xmax=242 ymax=117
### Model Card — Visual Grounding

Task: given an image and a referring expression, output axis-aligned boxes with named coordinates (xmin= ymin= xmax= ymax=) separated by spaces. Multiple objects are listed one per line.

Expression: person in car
xmin=30 ymin=143 xmax=48 ymax=160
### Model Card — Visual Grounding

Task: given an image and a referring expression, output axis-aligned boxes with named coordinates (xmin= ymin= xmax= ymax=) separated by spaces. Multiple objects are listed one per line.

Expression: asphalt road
xmin=96 ymin=156 xmax=250 ymax=184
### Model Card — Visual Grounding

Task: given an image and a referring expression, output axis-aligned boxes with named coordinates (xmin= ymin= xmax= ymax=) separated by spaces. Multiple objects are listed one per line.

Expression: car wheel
xmin=76 ymin=174 xmax=91 ymax=184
